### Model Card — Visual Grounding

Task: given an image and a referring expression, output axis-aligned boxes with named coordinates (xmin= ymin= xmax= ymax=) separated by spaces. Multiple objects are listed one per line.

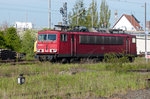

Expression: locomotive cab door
xmin=126 ymin=37 xmax=131 ymax=54
xmin=71 ymin=34 xmax=77 ymax=57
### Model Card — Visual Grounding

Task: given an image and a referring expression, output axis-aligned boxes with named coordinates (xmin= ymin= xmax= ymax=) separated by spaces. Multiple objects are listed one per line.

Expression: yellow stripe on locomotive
xmin=34 ymin=41 xmax=37 ymax=53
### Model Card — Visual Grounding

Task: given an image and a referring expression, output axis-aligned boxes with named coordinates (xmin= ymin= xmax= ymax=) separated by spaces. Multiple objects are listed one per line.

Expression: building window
xmin=132 ymin=37 xmax=136 ymax=43
xmin=61 ymin=34 xmax=67 ymax=41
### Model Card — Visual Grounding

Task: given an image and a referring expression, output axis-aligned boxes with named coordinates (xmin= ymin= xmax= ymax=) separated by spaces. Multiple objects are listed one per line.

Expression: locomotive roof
xmin=39 ymin=25 xmax=135 ymax=37
xmin=38 ymin=30 xmax=136 ymax=37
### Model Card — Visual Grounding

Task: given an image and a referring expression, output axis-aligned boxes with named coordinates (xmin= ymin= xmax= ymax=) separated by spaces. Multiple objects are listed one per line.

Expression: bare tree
xmin=0 ymin=21 xmax=9 ymax=31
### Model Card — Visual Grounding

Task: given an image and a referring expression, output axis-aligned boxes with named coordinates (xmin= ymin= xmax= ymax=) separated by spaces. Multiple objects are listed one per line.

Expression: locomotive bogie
xmin=37 ymin=54 xmax=56 ymax=62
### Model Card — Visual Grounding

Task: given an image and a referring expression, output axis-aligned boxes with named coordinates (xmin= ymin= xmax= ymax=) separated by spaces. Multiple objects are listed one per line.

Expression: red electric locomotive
xmin=36 ymin=26 xmax=137 ymax=63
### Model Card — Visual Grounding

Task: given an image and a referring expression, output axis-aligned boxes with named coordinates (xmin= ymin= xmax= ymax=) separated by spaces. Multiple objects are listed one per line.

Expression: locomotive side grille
xmin=79 ymin=35 xmax=124 ymax=45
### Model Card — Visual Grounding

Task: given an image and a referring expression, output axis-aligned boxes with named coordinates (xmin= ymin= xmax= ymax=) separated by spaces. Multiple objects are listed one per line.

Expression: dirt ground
xmin=84 ymin=89 xmax=150 ymax=99
xmin=103 ymin=89 xmax=150 ymax=99
xmin=110 ymin=89 xmax=150 ymax=99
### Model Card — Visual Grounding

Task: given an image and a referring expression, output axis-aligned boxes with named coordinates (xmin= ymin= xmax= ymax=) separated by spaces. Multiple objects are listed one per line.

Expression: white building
xmin=14 ymin=22 xmax=33 ymax=30
xmin=136 ymin=38 xmax=150 ymax=55
xmin=112 ymin=14 xmax=150 ymax=55
xmin=113 ymin=14 xmax=142 ymax=31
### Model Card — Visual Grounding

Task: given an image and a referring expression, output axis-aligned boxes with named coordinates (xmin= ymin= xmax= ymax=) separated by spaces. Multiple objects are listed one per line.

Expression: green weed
xmin=0 ymin=58 xmax=150 ymax=98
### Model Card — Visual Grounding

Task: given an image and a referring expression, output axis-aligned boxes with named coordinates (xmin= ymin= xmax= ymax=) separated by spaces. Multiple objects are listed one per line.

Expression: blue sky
xmin=0 ymin=0 xmax=150 ymax=28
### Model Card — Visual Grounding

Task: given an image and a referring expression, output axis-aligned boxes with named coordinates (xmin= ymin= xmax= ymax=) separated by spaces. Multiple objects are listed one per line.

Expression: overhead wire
xmin=107 ymin=0 xmax=150 ymax=17
xmin=0 ymin=6 xmax=59 ymax=14
xmin=0 ymin=0 xmax=149 ymax=27
xmin=107 ymin=0 xmax=150 ymax=5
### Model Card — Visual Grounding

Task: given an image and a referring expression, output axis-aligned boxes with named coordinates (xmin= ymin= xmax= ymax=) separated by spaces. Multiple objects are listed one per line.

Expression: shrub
xmin=21 ymin=30 xmax=36 ymax=60
xmin=104 ymin=53 xmax=132 ymax=72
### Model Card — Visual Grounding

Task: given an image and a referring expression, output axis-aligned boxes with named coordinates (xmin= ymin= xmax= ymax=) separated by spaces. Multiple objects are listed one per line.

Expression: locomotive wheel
xmin=61 ymin=58 xmax=68 ymax=64
xmin=70 ymin=58 xmax=74 ymax=63
xmin=128 ymin=57 xmax=134 ymax=62
xmin=39 ymin=57 xmax=44 ymax=62
xmin=70 ymin=58 xmax=80 ymax=63
xmin=49 ymin=58 xmax=56 ymax=63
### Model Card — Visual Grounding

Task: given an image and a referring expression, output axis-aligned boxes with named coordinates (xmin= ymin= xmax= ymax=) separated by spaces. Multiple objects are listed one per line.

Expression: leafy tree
xmin=68 ymin=0 xmax=86 ymax=27
xmin=86 ymin=0 xmax=99 ymax=28
xmin=21 ymin=30 xmax=36 ymax=59
xmin=39 ymin=28 xmax=52 ymax=32
xmin=99 ymin=0 xmax=111 ymax=28
xmin=0 ymin=31 xmax=6 ymax=48
xmin=5 ymin=27 xmax=21 ymax=52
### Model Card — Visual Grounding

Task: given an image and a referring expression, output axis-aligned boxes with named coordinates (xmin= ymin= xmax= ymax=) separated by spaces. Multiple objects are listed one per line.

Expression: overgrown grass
xmin=0 ymin=58 xmax=150 ymax=98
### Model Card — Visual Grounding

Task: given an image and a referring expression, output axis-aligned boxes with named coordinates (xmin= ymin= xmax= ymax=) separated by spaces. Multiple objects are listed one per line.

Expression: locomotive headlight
xmin=53 ymin=49 xmax=57 ymax=53
xmin=50 ymin=49 xmax=57 ymax=53
xmin=37 ymin=49 xmax=40 ymax=52
xmin=50 ymin=49 xmax=53 ymax=53
xmin=37 ymin=49 xmax=44 ymax=52
xmin=42 ymin=49 xmax=44 ymax=52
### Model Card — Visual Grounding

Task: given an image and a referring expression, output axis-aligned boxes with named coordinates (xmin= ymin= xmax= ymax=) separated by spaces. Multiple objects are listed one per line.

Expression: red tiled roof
xmin=113 ymin=14 xmax=142 ymax=31
xmin=124 ymin=14 xmax=142 ymax=31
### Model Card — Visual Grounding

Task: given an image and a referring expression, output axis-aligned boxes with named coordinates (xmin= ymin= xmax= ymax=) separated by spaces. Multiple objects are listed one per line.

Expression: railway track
xmin=0 ymin=60 xmax=38 ymax=65
xmin=127 ymin=69 xmax=150 ymax=72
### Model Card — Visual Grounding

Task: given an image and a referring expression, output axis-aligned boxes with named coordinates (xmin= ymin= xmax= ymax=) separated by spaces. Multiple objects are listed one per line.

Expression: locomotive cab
xmin=36 ymin=31 xmax=58 ymax=62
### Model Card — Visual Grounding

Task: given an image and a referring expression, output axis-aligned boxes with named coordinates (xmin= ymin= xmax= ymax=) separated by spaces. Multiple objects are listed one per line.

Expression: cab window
xmin=48 ymin=34 xmax=57 ymax=41
xmin=38 ymin=34 xmax=47 ymax=41
xmin=38 ymin=34 xmax=57 ymax=41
